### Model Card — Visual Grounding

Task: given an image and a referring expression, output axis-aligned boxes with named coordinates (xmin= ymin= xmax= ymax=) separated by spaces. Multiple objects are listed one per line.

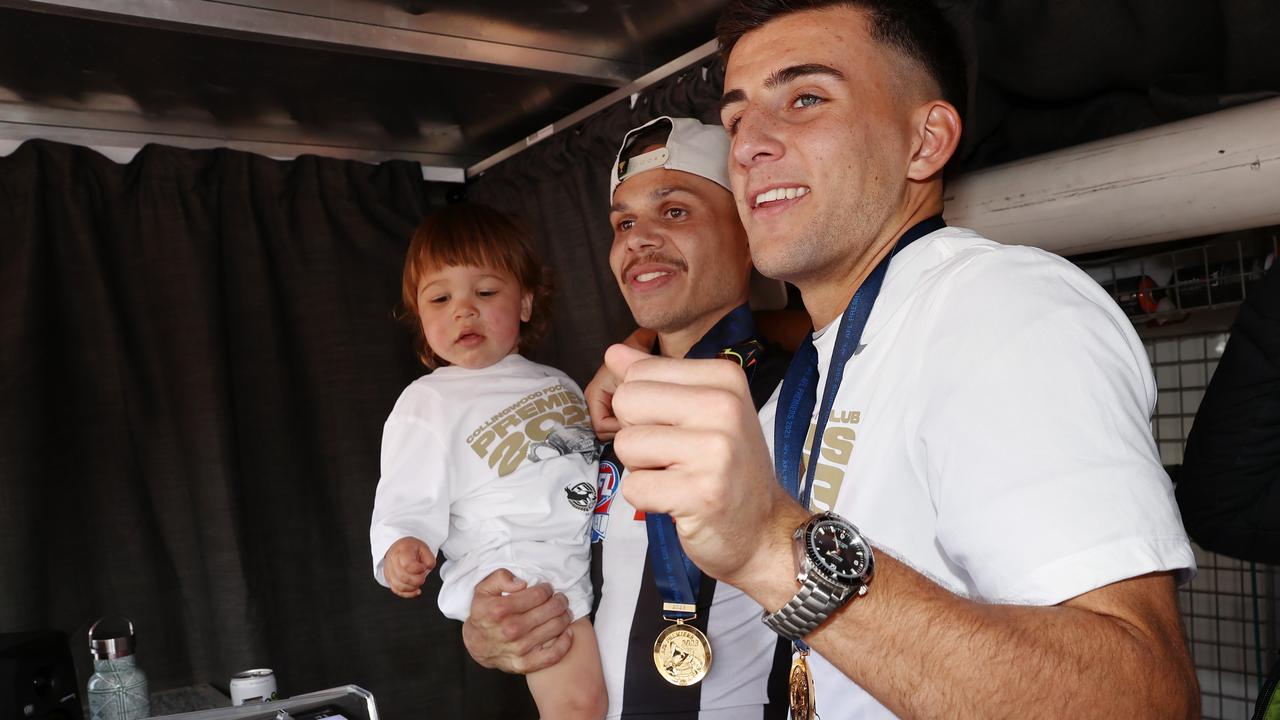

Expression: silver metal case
xmin=796 ymin=513 xmax=874 ymax=594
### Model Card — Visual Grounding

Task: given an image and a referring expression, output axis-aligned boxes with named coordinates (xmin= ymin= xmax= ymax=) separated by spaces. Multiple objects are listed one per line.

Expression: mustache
xmin=622 ymin=253 xmax=688 ymax=279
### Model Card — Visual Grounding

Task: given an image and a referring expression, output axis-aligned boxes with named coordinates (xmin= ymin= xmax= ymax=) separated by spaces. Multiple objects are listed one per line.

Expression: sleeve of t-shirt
xmin=369 ymin=392 xmax=451 ymax=588
xmin=917 ymin=247 xmax=1195 ymax=605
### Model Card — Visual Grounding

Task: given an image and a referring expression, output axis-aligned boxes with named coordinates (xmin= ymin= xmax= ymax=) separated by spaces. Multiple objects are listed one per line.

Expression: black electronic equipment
xmin=0 ymin=630 xmax=84 ymax=720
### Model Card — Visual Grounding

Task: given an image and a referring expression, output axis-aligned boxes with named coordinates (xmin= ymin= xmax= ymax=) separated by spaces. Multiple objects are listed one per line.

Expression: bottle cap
xmin=89 ymin=617 xmax=136 ymax=660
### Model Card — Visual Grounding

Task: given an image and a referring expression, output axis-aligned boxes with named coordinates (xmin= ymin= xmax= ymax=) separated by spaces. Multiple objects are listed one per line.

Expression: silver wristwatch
xmin=762 ymin=511 xmax=874 ymax=641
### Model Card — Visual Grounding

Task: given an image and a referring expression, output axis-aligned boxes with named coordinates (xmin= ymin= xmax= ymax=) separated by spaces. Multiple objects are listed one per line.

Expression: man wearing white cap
xmin=461 ymin=116 xmax=794 ymax=719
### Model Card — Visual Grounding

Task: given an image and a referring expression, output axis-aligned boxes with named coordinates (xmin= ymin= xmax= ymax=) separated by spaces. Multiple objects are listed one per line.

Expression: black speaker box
xmin=0 ymin=630 xmax=83 ymax=720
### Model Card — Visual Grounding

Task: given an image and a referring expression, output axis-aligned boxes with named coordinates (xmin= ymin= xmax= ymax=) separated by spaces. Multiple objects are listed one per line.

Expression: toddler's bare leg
xmin=525 ymin=617 xmax=607 ymax=719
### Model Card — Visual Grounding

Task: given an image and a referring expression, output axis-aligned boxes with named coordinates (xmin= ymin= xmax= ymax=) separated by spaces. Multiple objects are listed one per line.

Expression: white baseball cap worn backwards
xmin=609 ymin=116 xmax=732 ymax=200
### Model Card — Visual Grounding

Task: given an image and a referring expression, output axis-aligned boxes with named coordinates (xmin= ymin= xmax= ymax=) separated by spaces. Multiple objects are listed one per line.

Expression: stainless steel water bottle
xmin=86 ymin=618 xmax=150 ymax=720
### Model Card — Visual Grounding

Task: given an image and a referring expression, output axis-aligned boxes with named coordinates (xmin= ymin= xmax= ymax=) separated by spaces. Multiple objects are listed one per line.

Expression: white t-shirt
xmin=369 ymin=353 xmax=598 ymax=621
xmin=592 ymin=387 xmax=790 ymax=719
xmin=798 ymin=227 xmax=1195 ymax=717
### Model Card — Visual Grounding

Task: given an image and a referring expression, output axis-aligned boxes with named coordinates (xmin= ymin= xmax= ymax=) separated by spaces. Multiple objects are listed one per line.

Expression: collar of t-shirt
xmin=810 ymin=218 xmax=949 ymax=351
xmin=429 ymin=352 xmax=529 ymax=378
xmin=688 ymin=303 xmax=757 ymax=359
xmin=648 ymin=302 xmax=758 ymax=360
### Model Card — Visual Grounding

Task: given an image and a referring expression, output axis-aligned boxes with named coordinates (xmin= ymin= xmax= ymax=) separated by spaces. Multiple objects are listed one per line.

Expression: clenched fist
xmin=383 ymin=536 xmax=436 ymax=598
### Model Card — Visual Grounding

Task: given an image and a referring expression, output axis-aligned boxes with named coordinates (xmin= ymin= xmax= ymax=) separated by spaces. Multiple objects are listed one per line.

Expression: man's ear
xmin=520 ymin=290 xmax=533 ymax=323
xmin=907 ymin=101 xmax=962 ymax=182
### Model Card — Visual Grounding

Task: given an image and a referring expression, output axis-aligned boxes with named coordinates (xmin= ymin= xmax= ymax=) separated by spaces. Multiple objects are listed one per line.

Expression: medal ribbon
xmin=646 ymin=304 xmax=760 ymax=620
xmin=774 ymin=216 xmax=943 ymax=506
xmin=773 ymin=216 xmax=943 ymax=651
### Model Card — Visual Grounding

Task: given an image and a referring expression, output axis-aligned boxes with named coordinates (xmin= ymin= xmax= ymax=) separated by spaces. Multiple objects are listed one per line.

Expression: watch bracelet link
xmin=762 ymin=578 xmax=844 ymax=641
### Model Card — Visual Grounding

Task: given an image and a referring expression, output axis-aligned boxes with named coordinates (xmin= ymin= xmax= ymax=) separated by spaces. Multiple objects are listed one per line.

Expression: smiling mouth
xmin=752 ymin=186 xmax=810 ymax=208
xmin=623 ymin=256 xmax=686 ymax=286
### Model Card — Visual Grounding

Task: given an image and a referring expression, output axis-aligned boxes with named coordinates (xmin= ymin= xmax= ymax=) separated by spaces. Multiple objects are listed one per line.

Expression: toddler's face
xmin=416 ymin=263 xmax=531 ymax=369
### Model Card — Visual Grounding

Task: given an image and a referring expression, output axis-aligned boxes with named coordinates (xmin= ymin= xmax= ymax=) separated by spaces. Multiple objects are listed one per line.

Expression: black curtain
xmin=467 ymin=61 xmax=727 ymax=385
xmin=0 ymin=140 xmax=535 ymax=718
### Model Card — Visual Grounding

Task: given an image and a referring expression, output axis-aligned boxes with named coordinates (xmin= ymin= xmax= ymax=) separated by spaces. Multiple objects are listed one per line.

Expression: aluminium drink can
xmin=230 ymin=668 xmax=278 ymax=706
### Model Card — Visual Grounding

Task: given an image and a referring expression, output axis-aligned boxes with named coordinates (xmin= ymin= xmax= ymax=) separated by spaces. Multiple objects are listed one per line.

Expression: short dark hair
xmin=716 ymin=0 xmax=967 ymax=125
xmin=400 ymin=203 xmax=553 ymax=368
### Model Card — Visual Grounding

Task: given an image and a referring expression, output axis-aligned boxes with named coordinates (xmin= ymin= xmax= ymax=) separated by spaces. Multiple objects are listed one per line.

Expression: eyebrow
xmin=418 ymin=273 xmax=507 ymax=291
xmin=719 ymin=63 xmax=846 ymax=113
xmin=610 ymin=184 xmax=699 ymax=213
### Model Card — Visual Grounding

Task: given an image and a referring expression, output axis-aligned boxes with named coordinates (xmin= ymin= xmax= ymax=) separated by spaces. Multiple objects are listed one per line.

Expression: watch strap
xmin=762 ymin=579 xmax=849 ymax=640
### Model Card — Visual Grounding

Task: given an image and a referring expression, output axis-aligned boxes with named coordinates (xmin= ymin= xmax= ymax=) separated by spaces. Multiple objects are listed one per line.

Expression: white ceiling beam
xmin=946 ymin=97 xmax=1280 ymax=256
xmin=0 ymin=0 xmax=644 ymax=87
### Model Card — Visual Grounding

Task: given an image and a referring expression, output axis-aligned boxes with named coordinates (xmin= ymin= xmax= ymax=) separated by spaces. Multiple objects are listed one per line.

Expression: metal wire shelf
xmin=1080 ymin=229 xmax=1278 ymax=326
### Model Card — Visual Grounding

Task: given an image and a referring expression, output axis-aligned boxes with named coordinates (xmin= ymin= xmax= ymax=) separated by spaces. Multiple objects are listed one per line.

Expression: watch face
xmin=808 ymin=518 xmax=870 ymax=583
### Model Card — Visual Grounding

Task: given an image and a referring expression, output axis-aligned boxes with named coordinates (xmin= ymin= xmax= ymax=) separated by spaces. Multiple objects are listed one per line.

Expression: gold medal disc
xmin=652 ymin=622 xmax=712 ymax=686
xmin=789 ymin=652 xmax=816 ymax=720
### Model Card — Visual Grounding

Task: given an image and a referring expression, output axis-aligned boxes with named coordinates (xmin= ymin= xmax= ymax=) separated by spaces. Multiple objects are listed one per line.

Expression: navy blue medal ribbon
xmin=646 ymin=303 xmax=759 ymax=619
xmin=774 ymin=216 xmax=944 ymax=508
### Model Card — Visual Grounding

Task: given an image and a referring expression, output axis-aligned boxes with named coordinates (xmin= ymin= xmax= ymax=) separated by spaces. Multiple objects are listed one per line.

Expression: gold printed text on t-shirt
xmin=799 ymin=410 xmax=861 ymax=511
xmin=465 ymin=383 xmax=590 ymax=477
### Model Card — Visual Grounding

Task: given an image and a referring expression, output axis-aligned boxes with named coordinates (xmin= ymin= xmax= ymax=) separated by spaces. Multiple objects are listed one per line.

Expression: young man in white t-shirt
xmin=603 ymin=0 xmax=1201 ymax=717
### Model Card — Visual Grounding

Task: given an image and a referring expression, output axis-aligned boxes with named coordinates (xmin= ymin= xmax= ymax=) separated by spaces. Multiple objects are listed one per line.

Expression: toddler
xmin=370 ymin=203 xmax=606 ymax=718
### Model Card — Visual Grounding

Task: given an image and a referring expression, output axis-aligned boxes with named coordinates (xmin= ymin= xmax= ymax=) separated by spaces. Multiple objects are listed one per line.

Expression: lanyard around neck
xmin=774 ymin=217 xmax=945 ymax=508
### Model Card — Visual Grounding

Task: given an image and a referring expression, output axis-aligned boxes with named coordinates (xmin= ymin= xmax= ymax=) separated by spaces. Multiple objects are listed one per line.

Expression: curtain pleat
xmin=0 ymin=140 xmax=536 ymax=719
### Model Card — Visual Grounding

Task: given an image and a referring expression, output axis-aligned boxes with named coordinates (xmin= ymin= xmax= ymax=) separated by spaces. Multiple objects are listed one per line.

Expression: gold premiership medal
xmin=652 ymin=621 xmax=712 ymax=686
xmin=789 ymin=648 xmax=816 ymax=720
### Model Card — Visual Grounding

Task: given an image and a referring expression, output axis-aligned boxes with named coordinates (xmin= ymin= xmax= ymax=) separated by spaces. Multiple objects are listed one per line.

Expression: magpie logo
xmin=566 ymin=481 xmax=596 ymax=512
